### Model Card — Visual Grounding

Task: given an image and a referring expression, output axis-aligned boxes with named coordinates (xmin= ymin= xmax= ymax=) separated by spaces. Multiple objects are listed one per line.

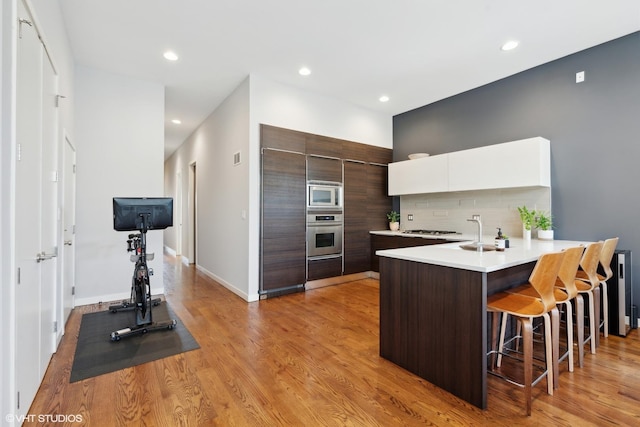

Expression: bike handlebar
xmin=126 ymin=233 xmax=142 ymax=252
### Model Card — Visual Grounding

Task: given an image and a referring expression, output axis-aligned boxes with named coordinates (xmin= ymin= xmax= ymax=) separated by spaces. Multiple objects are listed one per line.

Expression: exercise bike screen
xmin=113 ymin=197 xmax=174 ymax=231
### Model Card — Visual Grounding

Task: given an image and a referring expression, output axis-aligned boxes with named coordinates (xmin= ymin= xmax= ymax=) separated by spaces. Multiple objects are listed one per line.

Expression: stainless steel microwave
xmin=307 ymin=181 xmax=342 ymax=210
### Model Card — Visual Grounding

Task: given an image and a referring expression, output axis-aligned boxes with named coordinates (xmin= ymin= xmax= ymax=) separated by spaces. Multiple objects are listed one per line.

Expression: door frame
xmin=60 ymin=132 xmax=76 ymax=333
xmin=175 ymin=170 xmax=183 ymax=256
xmin=188 ymin=161 xmax=197 ymax=265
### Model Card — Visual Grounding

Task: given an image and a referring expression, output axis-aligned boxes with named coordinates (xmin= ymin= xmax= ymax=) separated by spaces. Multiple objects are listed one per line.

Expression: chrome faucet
xmin=467 ymin=214 xmax=483 ymax=252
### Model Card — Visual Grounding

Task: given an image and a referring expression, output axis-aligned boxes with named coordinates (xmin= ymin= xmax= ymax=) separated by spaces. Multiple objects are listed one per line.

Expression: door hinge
xmin=17 ymin=267 xmax=21 ymax=285
xmin=17 ymin=143 xmax=22 ymax=161
xmin=55 ymin=94 xmax=66 ymax=108
xmin=52 ymin=170 xmax=59 ymax=182
xmin=53 ymin=321 xmax=58 ymax=333
xmin=17 ymin=391 xmax=20 ymax=409
xmin=72 ymin=286 xmax=75 ymax=296
xmin=18 ymin=18 xmax=32 ymax=39
xmin=73 ymin=164 xmax=77 ymax=174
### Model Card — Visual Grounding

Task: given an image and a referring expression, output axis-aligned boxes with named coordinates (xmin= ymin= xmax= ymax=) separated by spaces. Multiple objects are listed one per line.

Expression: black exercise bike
xmin=109 ymin=211 xmax=176 ymax=341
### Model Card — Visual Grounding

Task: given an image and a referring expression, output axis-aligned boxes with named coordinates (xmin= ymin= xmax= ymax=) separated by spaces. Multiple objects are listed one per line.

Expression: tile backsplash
xmin=399 ymin=187 xmax=551 ymax=238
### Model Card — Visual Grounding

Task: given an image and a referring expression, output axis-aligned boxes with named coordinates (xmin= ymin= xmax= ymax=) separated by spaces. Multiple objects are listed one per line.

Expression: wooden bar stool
xmin=576 ymin=237 xmax=618 ymax=342
xmin=574 ymin=241 xmax=604 ymax=354
xmin=555 ymin=246 xmax=587 ymax=370
xmin=487 ymin=251 xmax=565 ymax=416
xmin=504 ymin=246 xmax=585 ymax=388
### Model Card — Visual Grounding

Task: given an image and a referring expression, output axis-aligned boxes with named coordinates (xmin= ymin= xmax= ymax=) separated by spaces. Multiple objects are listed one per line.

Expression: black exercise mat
xmin=70 ymin=302 xmax=199 ymax=382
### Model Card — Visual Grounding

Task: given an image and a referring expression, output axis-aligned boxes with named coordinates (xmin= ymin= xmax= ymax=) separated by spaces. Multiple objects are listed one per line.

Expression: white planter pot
xmin=522 ymin=227 xmax=531 ymax=241
xmin=538 ymin=229 xmax=554 ymax=240
xmin=389 ymin=222 xmax=400 ymax=231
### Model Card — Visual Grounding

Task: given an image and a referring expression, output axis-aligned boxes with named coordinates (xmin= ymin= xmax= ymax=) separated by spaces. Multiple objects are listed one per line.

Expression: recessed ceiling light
xmin=163 ymin=51 xmax=179 ymax=61
xmin=501 ymin=40 xmax=519 ymax=51
xmin=171 ymin=119 xmax=181 ymax=124
xmin=299 ymin=67 xmax=311 ymax=76
xmin=379 ymin=95 xmax=390 ymax=103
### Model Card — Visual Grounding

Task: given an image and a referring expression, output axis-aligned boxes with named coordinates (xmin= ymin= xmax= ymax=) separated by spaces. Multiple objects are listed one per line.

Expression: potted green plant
xmin=517 ymin=206 xmax=536 ymax=241
xmin=535 ymin=211 xmax=554 ymax=240
xmin=387 ymin=211 xmax=400 ymax=231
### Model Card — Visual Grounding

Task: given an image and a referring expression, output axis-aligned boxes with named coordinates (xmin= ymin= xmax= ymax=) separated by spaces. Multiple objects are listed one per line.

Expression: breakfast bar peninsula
xmin=377 ymin=238 xmax=587 ymax=409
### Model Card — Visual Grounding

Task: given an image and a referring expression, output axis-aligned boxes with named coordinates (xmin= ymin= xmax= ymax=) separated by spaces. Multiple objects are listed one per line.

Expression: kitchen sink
xmin=459 ymin=243 xmax=496 ymax=251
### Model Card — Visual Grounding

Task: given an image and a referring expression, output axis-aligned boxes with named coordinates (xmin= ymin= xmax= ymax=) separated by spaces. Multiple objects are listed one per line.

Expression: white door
xmin=40 ymin=43 xmax=59 ymax=367
xmin=15 ymin=3 xmax=43 ymax=415
xmin=62 ymin=137 xmax=76 ymax=323
xmin=15 ymin=0 xmax=60 ymax=415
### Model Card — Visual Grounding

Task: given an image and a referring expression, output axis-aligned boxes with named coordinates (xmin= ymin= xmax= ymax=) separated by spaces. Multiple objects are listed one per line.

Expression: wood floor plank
xmin=26 ymin=254 xmax=640 ymax=426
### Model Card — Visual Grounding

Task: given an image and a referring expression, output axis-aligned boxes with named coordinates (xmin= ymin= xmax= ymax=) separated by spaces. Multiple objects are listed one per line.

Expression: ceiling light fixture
xmin=171 ymin=119 xmax=181 ymax=124
xmin=163 ymin=50 xmax=179 ymax=61
xmin=501 ymin=40 xmax=519 ymax=51
xmin=379 ymin=95 xmax=390 ymax=103
xmin=298 ymin=67 xmax=311 ymax=76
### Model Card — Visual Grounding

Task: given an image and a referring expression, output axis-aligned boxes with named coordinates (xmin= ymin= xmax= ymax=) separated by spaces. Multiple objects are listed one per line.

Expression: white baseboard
xmin=196 ymin=265 xmax=259 ymax=302
xmin=164 ymin=245 xmax=176 ymax=256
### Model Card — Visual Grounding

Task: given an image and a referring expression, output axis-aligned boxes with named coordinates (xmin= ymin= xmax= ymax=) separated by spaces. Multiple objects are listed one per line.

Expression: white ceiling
xmin=58 ymin=0 xmax=640 ymax=158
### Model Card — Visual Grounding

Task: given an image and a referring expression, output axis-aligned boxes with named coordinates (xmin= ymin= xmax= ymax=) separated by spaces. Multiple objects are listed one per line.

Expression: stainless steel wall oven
xmin=306 ymin=213 xmax=343 ymax=258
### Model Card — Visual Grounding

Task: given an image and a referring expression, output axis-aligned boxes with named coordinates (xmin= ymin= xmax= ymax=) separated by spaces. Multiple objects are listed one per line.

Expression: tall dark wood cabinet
xmin=343 ymin=161 xmax=371 ymax=274
xmin=367 ymin=163 xmax=391 ymax=232
xmin=343 ymin=161 xmax=392 ymax=275
xmin=261 ymin=148 xmax=307 ymax=294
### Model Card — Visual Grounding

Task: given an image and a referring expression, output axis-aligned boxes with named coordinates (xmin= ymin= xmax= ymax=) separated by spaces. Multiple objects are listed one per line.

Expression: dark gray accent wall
xmin=393 ymin=32 xmax=640 ymax=322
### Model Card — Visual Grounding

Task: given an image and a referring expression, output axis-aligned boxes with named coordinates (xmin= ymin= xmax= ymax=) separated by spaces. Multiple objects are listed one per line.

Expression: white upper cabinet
xmin=448 ymin=137 xmax=550 ymax=191
xmin=388 ymin=153 xmax=449 ymax=195
xmin=388 ymin=137 xmax=550 ymax=195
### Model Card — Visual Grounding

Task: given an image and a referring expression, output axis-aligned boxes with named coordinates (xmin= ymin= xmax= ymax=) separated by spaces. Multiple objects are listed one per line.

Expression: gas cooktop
xmin=402 ymin=229 xmax=460 ymax=235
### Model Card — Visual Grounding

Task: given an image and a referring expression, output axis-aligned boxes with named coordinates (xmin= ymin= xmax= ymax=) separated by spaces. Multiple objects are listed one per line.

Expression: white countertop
xmin=376 ymin=238 xmax=590 ymax=273
xmin=371 ymin=229 xmax=471 ymax=241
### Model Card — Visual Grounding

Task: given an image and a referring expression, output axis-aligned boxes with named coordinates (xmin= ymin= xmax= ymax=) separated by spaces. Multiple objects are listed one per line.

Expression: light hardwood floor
xmin=28 ymin=254 xmax=640 ymax=426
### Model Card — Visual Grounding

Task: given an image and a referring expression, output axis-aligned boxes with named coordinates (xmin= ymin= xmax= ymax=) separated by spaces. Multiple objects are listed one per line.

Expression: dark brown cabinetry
xmin=343 ymin=162 xmax=393 ymax=275
xmin=343 ymin=161 xmax=369 ymax=274
xmin=261 ymin=124 xmax=393 ymax=290
xmin=307 ymin=155 xmax=342 ymax=183
xmin=366 ymin=164 xmax=391 ymax=233
xmin=307 ymin=257 xmax=343 ymax=281
xmin=306 ymin=134 xmax=343 ymax=158
xmin=370 ymin=234 xmax=447 ymax=272
xmin=379 ymin=256 xmax=536 ymax=409
xmin=261 ymin=148 xmax=307 ymax=294
xmin=261 ymin=124 xmax=306 ymax=152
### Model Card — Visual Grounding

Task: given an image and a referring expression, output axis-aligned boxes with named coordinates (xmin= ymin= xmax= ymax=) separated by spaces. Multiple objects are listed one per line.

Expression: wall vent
xmin=233 ymin=151 xmax=241 ymax=166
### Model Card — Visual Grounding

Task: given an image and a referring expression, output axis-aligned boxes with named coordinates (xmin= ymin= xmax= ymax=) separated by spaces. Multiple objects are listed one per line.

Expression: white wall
xmin=165 ymin=77 xmax=251 ymax=300
xmin=75 ymin=66 xmax=164 ymax=305
xmin=250 ymin=75 xmax=392 ymax=150
xmin=165 ymin=74 xmax=392 ymax=302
